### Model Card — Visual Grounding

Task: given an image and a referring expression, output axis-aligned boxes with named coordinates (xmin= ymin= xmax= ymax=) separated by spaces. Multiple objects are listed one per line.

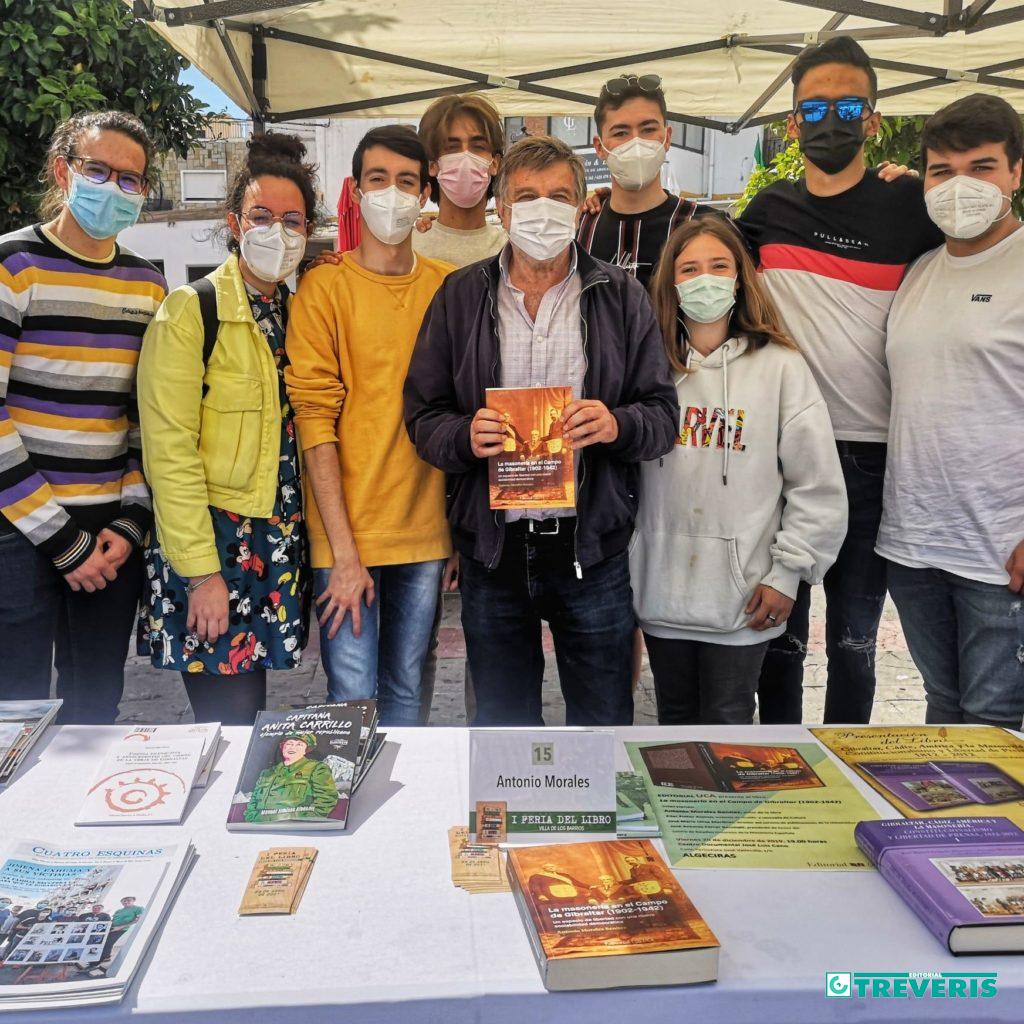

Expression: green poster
xmin=625 ymin=739 xmax=881 ymax=870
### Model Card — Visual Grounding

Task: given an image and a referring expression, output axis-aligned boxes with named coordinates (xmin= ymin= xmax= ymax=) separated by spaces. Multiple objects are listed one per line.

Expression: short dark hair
xmin=223 ymin=133 xmax=319 ymax=254
xmin=352 ymin=125 xmax=429 ymax=189
xmin=594 ymin=78 xmax=668 ymax=134
xmin=921 ymin=93 xmax=1024 ymax=169
xmin=791 ymin=37 xmax=877 ymax=104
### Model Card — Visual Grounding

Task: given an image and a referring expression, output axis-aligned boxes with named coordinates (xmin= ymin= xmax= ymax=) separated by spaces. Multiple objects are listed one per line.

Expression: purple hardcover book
xmin=858 ymin=761 xmax=973 ymax=812
xmin=931 ymin=762 xmax=1024 ymax=806
xmin=855 ymin=817 xmax=1024 ymax=954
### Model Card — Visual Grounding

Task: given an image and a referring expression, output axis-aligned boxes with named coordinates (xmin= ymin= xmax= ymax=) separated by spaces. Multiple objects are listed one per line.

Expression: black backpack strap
xmin=192 ymin=276 xmax=218 ymax=397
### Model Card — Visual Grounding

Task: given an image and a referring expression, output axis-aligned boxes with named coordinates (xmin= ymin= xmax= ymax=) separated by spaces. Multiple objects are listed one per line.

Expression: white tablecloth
xmin=1 ymin=724 xmax=1022 ymax=1023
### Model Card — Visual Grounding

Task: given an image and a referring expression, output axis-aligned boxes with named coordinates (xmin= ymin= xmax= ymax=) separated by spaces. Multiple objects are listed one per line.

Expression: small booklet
xmin=76 ymin=739 xmax=205 ymax=826
xmin=447 ymin=826 xmax=509 ymax=894
xmin=486 ymin=386 xmax=575 ymax=510
xmin=239 ymin=847 xmax=318 ymax=915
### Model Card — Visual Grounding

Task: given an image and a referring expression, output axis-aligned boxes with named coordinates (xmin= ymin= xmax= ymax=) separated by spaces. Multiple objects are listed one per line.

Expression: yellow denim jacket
xmin=138 ymin=255 xmax=283 ymax=578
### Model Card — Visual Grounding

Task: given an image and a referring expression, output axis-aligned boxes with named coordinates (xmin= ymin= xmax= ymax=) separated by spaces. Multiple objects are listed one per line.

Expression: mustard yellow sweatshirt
xmin=284 ymin=256 xmax=453 ymax=569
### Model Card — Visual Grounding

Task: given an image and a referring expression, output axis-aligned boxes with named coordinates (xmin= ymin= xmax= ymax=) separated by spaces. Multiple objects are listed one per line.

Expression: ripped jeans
xmin=887 ymin=563 xmax=1024 ymax=729
xmin=757 ymin=442 xmax=888 ymax=724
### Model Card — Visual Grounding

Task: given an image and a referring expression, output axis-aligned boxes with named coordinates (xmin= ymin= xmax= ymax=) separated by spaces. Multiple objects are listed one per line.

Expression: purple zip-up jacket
xmin=404 ymin=243 xmax=679 ymax=573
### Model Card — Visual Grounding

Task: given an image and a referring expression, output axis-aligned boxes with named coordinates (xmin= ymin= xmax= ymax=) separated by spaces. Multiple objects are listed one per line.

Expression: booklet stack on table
xmin=0 ymin=700 xmax=62 ymax=789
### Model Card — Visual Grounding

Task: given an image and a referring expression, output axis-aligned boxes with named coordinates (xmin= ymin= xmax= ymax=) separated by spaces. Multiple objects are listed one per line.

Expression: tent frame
xmin=133 ymin=0 xmax=1024 ymax=132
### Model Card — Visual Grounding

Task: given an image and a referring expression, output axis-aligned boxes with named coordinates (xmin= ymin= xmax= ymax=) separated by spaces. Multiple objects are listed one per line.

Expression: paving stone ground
xmin=116 ymin=589 xmax=926 ymax=725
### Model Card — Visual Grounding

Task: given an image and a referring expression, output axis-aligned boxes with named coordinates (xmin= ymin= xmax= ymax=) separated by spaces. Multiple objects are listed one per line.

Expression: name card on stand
xmin=469 ymin=729 xmax=616 ymax=842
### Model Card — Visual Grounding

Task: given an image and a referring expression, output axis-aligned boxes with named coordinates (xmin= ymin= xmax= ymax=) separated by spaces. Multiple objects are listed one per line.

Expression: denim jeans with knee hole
xmin=887 ymin=562 xmax=1024 ymax=729
xmin=757 ymin=442 xmax=888 ymax=724
xmin=315 ymin=559 xmax=445 ymax=726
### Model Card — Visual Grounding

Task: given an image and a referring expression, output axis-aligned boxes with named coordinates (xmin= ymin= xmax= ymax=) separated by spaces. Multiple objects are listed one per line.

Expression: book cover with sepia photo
xmin=487 ymin=386 xmax=575 ymax=510
xmin=507 ymin=838 xmax=718 ymax=991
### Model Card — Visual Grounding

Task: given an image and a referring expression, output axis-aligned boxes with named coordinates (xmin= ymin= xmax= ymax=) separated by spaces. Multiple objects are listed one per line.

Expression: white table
xmin=1 ymin=724 xmax=1022 ymax=1023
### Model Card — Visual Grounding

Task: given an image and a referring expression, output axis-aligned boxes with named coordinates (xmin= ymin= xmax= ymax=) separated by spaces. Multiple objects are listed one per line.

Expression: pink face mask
xmin=435 ymin=151 xmax=492 ymax=209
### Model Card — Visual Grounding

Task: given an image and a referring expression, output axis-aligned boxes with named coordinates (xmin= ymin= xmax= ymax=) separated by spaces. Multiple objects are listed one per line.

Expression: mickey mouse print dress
xmin=140 ymin=287 xmax=312 ymax=676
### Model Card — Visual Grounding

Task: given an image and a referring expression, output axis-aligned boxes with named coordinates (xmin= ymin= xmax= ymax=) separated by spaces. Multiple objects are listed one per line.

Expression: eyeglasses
xmin=242 ymin=206 xmax=308 ymax=233
xmin=67 ymin=155 xmax=149 ymax=195
xmin=602 ymin=73 xmax=663 ymax=98
xmin=794 ymin=97 xmax=872 ymax=124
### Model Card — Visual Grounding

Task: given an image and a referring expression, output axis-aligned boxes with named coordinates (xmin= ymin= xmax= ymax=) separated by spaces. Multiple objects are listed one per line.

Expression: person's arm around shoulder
xmin=566 ymin=277 xmax=679 ymax=461
xmin=404 ymin=277 xmax=496 ymax=471
xmin=749 ymin=352 xmax=847 ymax=630
xmin=138 ymin=285 xmax=231 ymax=643
xmin=285 ymin=266 xmax=375 ymax=641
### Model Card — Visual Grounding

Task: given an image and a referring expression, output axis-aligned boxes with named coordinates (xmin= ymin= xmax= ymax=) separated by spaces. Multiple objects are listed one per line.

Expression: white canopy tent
xmin=130 ymin=0 xmax=1024 ymax=132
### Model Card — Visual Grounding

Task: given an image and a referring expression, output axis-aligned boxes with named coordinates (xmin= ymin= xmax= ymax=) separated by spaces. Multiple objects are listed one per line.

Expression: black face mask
xmin=798 ymin=109 xmax=865 ymax=175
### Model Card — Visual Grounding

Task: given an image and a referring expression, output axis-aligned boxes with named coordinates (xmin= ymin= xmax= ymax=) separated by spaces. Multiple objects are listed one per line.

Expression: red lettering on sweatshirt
xmin=678 ymin=406 xmax=746 ymax=451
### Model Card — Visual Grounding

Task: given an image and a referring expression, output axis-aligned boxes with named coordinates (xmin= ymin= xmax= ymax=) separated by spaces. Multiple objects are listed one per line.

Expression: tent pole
xmin=778 ymin=0 xmax=946 ymax=32
xmin=251 ymin=25 xmax=268 ymax=131
xmin=730 ymin=12 xmax=846 ymax=133
xmin=161 ymin=0 xmax=302 ymax=26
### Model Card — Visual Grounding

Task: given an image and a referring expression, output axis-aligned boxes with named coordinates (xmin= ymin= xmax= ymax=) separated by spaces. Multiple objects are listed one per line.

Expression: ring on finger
xmin=767 ymin=614 xmax=777 ymax=623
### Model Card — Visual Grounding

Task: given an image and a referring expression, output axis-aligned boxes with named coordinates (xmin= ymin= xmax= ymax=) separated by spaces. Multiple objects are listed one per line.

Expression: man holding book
xmin=405 ymin=135 xmax=678 ymax=727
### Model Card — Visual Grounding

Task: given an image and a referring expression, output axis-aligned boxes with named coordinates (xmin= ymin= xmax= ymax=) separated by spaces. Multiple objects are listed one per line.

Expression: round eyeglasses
xmin=243 ymin=206 xmax=308 ymax=233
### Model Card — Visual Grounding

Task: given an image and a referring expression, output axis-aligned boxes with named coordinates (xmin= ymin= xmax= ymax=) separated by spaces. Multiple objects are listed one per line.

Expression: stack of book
xmin=447 ymin=826 xmax=510 ymax=894
xmin=0 ymin=837 xmax=194 ymax=1010
xmin=74 ymin=729 xmax=221 ymax=827
xmin=239 ymin=847 xmax=318 ymax=916
xmin=226 ymin=700 xmax=384 ymax=832
xmin=507 ymin=838 xmax=719 ymax=991
xmin=0 ymin=700 xmax=62 ymax=788
xmin=117 ymin=723 xmax=221 ymax=789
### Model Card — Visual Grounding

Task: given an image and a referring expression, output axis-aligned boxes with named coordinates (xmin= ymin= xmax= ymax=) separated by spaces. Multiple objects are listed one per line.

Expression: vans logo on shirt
xmin=971 ymin=293 xmax=992 ymax=303
xmin=678 ymin=406 xmax=747 ymax=451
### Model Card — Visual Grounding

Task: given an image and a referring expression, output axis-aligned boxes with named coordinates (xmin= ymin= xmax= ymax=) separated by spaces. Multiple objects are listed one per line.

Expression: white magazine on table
xmin=118 ymin=723 xmax=222 ymax=788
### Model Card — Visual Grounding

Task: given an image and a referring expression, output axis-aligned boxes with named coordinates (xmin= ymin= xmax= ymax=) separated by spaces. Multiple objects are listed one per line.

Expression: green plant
xmin=0 ymin=0 xmax=210 ymax=233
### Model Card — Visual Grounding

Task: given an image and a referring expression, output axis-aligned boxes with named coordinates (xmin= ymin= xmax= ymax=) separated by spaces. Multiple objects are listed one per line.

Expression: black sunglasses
xmin=602 ymin=73 xmax=663 ymax=98
xmin=794 ymin=97 xmax=872 ymax=124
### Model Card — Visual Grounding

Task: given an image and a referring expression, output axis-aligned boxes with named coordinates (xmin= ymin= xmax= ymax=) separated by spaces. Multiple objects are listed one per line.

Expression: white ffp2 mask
xmin=359 ymin=185 xmax=421 ymax=245
xmin=240 ymin=222 xmax=306 ymax=282
xmin=508 ymin=197 xmax=577 ymax=261
xmin=603 ymin=136 xmax=667 ymax=191
xmin=925 ymin=175 xmax=1009 ymax=240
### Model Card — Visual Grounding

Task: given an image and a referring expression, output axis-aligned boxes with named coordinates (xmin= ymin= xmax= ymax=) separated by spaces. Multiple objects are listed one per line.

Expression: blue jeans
xmin=315 ymin=559 xmax=445 ymax=726
xmin=887 ymin=562 xmax=1024 ymax=729
xmin=758 ymin=441 xmax=887 ymax=724
xmin=459 ymin=524 xmax=635 ymax=726
xmin=0 ymin=528 xmax=143 ymax=724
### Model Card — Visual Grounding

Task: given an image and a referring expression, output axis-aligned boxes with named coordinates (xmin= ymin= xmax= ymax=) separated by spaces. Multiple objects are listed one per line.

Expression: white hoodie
xmin=630 ymin=336 xmax=847 ymax=646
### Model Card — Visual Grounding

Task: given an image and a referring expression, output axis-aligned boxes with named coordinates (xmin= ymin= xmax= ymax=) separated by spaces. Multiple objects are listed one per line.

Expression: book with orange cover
xmin=507 ymin=839 xmax=719 ymax=991
xmin=486 ymin=386 xmax=575 ymax=510
xmin=639 ymin=741 xmax=824 ymax=793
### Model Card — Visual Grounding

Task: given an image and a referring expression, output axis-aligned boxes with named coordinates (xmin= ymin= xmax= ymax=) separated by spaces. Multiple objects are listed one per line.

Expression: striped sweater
xmin=0 ymin=224 xmax=166 ymax=572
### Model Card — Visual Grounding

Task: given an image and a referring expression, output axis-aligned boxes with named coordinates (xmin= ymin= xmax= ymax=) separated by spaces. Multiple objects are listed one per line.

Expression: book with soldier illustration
xmin=226 ymin=705 xmax=365 ymax=831
xmin=486 ymin=386 xmax=575 ymax=510
xmin=507 ymin=838 xmax=719 ymax=990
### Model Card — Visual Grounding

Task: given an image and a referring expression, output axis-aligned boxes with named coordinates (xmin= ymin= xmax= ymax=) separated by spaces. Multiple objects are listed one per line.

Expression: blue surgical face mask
xmin=65 ymin=172 xmax=145 ymax=240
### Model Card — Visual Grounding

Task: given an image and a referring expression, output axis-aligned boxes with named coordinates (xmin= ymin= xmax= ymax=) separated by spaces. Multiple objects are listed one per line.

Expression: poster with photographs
xmin=486 ymin=386 xmax=575 ymax=510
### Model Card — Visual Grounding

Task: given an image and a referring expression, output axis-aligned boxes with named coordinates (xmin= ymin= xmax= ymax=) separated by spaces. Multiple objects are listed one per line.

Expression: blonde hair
xmin=649 ymin=217 xmax=796 ymax=375
xmin=493 ymin=135 xmax=586 ymax=205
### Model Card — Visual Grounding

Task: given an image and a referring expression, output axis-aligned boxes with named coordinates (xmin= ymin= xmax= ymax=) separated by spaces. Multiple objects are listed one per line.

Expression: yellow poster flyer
xmin=812 ymin=726 xmax=1024 ymax=824
xmin=625 ymin=739 xmax=880 ymax=870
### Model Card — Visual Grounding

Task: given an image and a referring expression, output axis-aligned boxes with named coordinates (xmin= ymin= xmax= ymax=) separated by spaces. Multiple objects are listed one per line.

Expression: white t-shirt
xmin=411 ymin=220 xmax=507 ymax=268
xmin=877 ymin=225 xmax=1024 ymax=585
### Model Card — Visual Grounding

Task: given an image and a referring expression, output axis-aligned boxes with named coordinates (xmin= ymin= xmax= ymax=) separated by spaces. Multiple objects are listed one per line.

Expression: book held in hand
xmin=76 ymin=739 xmax=205 ymax=826
xmin=227 ymin=702 xmax=376 ymax=832
xmin=486 ymin=386 xmax=575 ymax=510
xmin=507 ymin=838 xmax=719 ymax=991
xmin=856 ymin=816 xmax=1024 ymax=954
